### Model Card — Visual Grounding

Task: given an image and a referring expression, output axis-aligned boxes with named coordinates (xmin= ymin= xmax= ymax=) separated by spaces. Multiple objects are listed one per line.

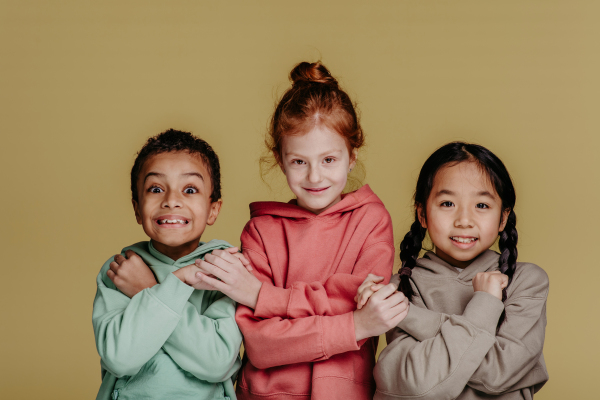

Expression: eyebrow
xmin=285 ymin=149 xmax=343 ymax=157
xmin=143 ymin=172 xmax=205 ymax=183
xmin=433 ymin=189 xmax=496 ymax=199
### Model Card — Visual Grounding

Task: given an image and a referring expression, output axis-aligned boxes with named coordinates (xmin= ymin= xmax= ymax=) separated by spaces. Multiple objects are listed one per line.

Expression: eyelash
xmin=440 ymin=201 xmax=490 ymax=209
xmin=147 ymin=185 xmax=198 ymax=194
xmin=476 ymin=203 xmax=489 ymax=209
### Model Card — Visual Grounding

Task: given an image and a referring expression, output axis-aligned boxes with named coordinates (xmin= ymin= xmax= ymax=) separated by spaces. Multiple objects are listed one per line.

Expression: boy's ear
xmin=498 ymin=208 xmax=511 ymax=232
xmin=416 ymin=204 xmax=427 ymax=229
xmin=206 ymin=199 xmax=223 ymax=226
xmin=132 ymin=199 xmax=142 ymax=225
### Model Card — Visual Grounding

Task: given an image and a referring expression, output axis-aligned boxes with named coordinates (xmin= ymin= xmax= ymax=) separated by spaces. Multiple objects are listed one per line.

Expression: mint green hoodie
xmin=93 ymin=240 xmax=242 ymax=400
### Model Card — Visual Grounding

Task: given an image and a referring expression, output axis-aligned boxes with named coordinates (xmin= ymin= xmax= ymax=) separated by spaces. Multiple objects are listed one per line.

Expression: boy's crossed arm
xmin=94 ymin=249 xmax=243 ymax=382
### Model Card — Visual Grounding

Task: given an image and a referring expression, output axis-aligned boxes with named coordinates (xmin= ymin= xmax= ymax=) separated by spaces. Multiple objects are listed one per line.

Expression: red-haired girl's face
xmin=418 ymin=162 xmax=509 ymax=269
xmin=279 ymin=125 xmax=356 ymax=214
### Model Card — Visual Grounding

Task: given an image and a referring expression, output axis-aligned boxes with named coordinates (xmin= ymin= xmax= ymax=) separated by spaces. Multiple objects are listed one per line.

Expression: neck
xmin=151 ymin=239 xmax=199 ymax=261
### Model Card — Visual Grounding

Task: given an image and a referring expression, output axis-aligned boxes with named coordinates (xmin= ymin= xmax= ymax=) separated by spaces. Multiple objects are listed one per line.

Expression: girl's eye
xmin=184 ymin=187 xmax=198 ymax=194
xmin=441 ymin=201 xmax=454 ymax=207
xmin=324 ymin=157 xmax=334 ymax=164
xmin=476 ymin=203 xmax=489 ymax=209
xmin=149 ymin=186 xmax=163 ymax=193
xmin=292 ymin=160 xmax=305 ymax=165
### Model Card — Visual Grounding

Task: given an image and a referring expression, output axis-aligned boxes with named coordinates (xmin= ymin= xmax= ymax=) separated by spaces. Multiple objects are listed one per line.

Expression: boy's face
xmin=133 ymin=151 xmax=221 ymax=260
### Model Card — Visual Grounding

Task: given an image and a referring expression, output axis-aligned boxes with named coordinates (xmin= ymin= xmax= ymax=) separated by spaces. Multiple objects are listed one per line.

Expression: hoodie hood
xmin=249 ymin=185 xmax=381 ymax=219
xmin=415 ymin=249 xmax=501 ymax=283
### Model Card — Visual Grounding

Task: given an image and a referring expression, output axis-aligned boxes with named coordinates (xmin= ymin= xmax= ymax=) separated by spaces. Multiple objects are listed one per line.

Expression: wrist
xmin=353 ymin=310 xmax=368 ymax=341
xmin=247 ymin=280 xmax=262 ymax=309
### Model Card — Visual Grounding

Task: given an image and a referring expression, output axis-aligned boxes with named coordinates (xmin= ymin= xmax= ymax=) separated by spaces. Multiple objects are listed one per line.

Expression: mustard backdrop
xmin=1 ymin=1 xmax=597 ymax=399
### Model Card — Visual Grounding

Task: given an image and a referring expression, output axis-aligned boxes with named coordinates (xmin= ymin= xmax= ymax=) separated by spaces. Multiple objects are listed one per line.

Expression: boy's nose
xmin=162 ymin=191 xmax=182 ymax=208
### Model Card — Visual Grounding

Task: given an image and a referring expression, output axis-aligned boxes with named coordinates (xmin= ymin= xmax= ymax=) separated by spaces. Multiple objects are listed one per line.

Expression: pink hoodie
xmin=235 ymin=185 xmax=395 ymax=400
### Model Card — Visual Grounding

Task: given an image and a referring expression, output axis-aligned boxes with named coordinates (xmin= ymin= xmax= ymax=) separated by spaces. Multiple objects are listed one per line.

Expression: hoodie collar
xmin=249 ymin=185 xmax=381 ymax=219
xmin=417 ymin=249 xmax=501 ymax=282
xmin=147 ymin=239 xmax=232 ymax=266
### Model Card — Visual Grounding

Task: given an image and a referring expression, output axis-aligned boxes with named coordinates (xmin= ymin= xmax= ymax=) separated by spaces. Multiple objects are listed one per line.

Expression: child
xmin=356 ymin=142 xmax=549 ymax=400
xmin=92 ymin=129 xmax=243 ymax=400
xmin=193 ymin=62 xmax=409 ymax=400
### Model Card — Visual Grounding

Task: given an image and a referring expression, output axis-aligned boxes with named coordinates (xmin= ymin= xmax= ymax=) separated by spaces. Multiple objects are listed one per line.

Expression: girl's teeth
xmin=452 ymin=237 xmax=476 ymax=243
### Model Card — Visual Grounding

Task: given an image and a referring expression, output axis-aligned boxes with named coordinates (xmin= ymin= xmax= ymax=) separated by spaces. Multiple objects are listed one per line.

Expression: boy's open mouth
xmin=157 ymin=219 xmax=189 ymax=225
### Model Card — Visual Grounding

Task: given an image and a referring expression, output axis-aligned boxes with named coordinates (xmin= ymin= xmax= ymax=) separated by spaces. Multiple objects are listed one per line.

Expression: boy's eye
xmin=184 ymin=187 xmax=198 ymax=194
xmin=476 ymin=203 xmax=489 ymax=209
xmin=440 ymin=201 xmax=454 ymax=207
xmin=149 ymin=186 xmax=163 ymax=193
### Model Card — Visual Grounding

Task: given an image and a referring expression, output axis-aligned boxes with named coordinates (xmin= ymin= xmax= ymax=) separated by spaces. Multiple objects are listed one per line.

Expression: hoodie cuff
xmin=321 ymin=312 xmax=360 ymax=358
xmin=462 ymin=291 xmax=504 ymax=335
xmin=397 ymin=304 xmax=444 ymax=341
xmin=147 ymin=273 xmax=195 ymax=315
xmin=254 ymin=283 xmax=291 ymax=319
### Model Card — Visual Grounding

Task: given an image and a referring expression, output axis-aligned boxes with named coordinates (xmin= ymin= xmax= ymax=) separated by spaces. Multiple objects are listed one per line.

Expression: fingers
xmin=203 ymin=253 xmax=236 ymax=273
xmin=196 ymin=259 xmax=229 ymax=281
xmin=124 ymin=250 xmax=137 ymax=259
xmin=371 ymin=283 xmax=399 ymax=301
xmin=195 ymin=271 xmax=228 ymax=292
xmin=366 ymin=274 xmax=385 ymax=283
xmin=113 ymin=254 xmax=126 ymax=265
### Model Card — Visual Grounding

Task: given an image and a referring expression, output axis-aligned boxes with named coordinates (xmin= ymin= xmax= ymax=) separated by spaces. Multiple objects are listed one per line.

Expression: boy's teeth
xmin=160 ymin=219 xmax=187 ymax=224
xmin=452 ymin=237 xmax=476 ymax=243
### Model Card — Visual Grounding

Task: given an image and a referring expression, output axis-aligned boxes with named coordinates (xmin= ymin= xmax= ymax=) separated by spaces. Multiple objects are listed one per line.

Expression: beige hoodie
xmin=374 ymin=250 xmax=548 ymax=400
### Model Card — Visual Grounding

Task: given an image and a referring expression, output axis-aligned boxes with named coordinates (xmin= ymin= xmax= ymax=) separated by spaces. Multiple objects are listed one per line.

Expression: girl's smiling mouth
xmin=450 ymin=236 xmax=479 ymax=249
xmin=303 ymin=187 xmax=329 ymax=193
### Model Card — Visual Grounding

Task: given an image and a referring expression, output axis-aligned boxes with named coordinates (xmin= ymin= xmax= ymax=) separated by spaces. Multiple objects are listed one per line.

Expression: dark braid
xmin=398 ymin=213 xmax=426 ymax=301
xmin=497 ymin=210 xmax=518 ymax=330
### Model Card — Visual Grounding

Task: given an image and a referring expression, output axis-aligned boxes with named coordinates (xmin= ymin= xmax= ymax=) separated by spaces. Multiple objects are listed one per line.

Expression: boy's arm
xmin=92 ymin=256 xmax=195 ymax=378
xmin=161 ymin=290 xmax=242 ymax=383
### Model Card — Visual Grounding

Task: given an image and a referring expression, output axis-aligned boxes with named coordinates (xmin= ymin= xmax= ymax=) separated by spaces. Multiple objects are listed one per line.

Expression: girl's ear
xmin=416 ymin=204 xmax=427 ymax=229
xmin=132 ymin=199 xmax=142 ymax=225
xmin=206 ymin=199 xmax=223 ymax=226
xmin=348 ymin=148 xmax=358 ymax=172
xmin=498 ymin=208 xmax=511 ymax=232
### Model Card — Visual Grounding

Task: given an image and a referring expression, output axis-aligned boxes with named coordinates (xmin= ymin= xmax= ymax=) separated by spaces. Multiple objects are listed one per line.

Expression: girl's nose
xmin=307 ymin=165 xmax=322 ymax=183
xmin=454 ymin=207 xmax=474 ymax=228
xmin=162 ymin=190 xmax=182 ymax=209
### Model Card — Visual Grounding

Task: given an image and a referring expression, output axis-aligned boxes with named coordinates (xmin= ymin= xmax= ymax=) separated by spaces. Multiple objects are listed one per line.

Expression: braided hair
xmin=398 ymin=142 xmax=517 ymax=329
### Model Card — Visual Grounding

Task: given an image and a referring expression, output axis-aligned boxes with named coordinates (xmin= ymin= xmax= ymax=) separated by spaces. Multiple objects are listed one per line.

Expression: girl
xmin=357 ymin=142 xmax=549 ymax=400
xmin=194 ymin=62 xmax=409 ymax=400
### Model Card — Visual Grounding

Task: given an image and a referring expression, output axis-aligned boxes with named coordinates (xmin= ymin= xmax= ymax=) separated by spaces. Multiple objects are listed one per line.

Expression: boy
xmin=93 ymin=129 xmax=243 ymax=400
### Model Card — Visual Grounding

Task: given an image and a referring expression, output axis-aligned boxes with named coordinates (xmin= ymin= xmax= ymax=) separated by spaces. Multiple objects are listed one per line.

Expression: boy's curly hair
xmin=131 ymin=129 xmax=221 ymax=203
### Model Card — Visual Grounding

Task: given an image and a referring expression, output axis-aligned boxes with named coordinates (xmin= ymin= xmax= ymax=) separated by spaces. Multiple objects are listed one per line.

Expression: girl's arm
xmin=374 ymin=264 xmax=549 ymax=399
xmin=235 ymin=215 xmax=396 ymax=369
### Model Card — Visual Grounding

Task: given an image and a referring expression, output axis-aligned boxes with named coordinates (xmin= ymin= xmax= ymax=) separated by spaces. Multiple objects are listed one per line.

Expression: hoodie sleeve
xmin=253 ymin=208 xmax=395 ymax=320
xmin=92 ymin=257 xmax=195 ymax=378
xmin=374 ymin=265 xmax=549 ymax=399
xmin=235 ymin=217 xmax=393 ymax=369
xmin=161 ymin=291 xmax=242 ymax=383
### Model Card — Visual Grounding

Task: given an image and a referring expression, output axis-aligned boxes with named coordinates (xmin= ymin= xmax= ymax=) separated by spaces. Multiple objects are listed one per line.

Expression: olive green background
xmin=1 ymin=1 xmax=598 ymax=399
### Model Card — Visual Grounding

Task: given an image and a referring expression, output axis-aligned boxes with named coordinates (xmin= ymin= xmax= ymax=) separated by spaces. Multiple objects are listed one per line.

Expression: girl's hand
xmin=472 ymin=271 xmax=509 ymax=300
xmin=194 ymin=249 xmax=263 ymax=309
xmin=107 ymin=250 xmax=158 ymax=298
xmin=224 ymin=247 xmax=253 ymax=272
xmin=353 ymin=283 xmax=409 ymax=341
xmin=172 ymin=264 xmax=215 ymax=290
xmin=354 ymin=274 xmax=385 ymax=310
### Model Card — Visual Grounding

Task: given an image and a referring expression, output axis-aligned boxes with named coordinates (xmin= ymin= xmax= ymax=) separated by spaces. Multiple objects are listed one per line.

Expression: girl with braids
xmin=193 ymin=61 xmax=408 ymax=400
xmin=356 ymin=142 xmax=549 ymax=400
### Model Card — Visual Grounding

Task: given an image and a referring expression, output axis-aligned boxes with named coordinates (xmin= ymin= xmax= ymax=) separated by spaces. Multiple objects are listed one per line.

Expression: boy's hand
xmin=354 ymin=273 xmax=385 ymax=310
xmin=194 ymin=249 xmax=262 ymax=309
xmin=353 ymin=283 xmax=409 ymax=341
xmin=472 ymin=271 xmax=509 ymax=300
xmin=107 ymin=250 xmax=158 ymax=298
